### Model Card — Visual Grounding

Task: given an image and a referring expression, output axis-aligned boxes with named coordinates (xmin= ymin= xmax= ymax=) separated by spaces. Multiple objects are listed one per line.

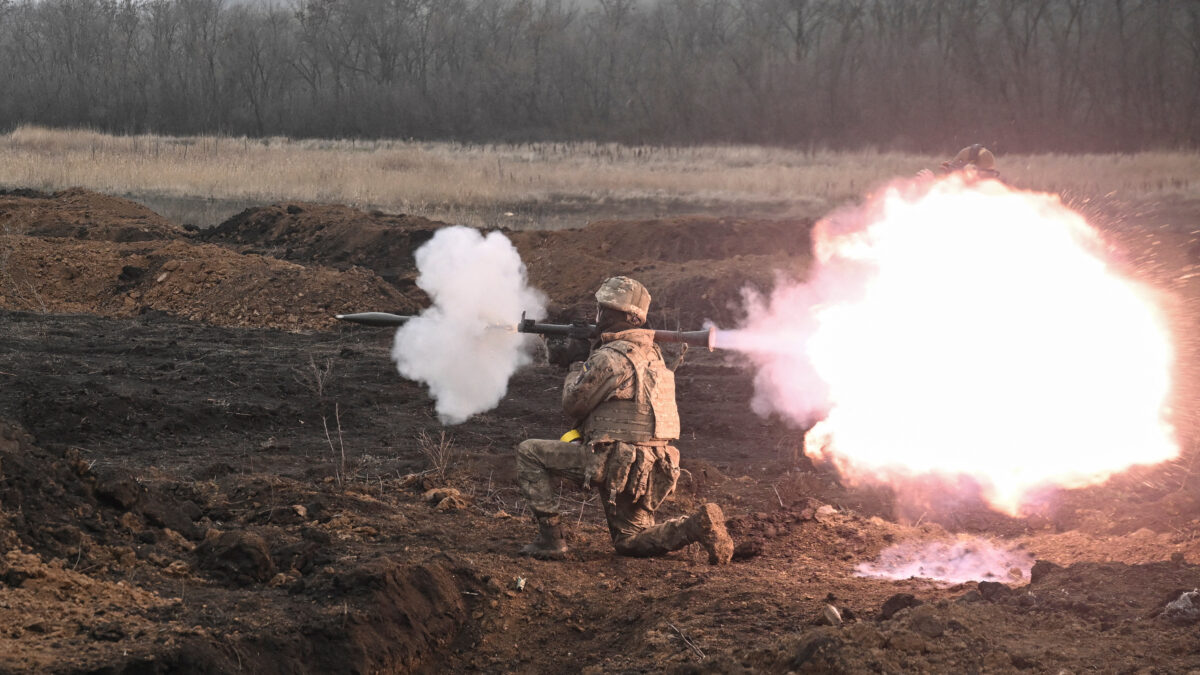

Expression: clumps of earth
xmin=0 ymin=418 xmax=473 ymax=673
xmin=0 ymin=187 xmax=1198 ymax=672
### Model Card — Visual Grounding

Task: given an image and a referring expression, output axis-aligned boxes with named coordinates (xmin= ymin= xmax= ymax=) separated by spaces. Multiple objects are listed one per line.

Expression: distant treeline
xmin=0 ymin=0 xmax=1197 ymax=152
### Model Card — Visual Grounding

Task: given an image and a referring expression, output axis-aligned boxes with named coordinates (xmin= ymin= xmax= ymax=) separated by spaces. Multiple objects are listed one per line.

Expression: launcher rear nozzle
xmin=648 ymin=325 xmax=717 ymax=351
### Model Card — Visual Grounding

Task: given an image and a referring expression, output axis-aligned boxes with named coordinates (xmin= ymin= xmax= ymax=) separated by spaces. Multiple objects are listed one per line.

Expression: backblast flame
xmin=722 ymin=176 xmax=1178 ymax=515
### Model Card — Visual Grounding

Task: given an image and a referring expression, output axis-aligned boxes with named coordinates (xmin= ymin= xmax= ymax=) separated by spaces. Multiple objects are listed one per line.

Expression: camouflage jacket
xmin=561 ymin=329 xmax=680 ymax=444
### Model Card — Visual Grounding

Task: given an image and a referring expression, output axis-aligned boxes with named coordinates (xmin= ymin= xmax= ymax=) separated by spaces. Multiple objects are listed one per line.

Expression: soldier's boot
xmin=685 ymin=503 xmax=734 ymax=565
xmin=519 ymin=514 xmax=568 ymax=560
xmin=612 ymin=502 xmax=733 ymax=565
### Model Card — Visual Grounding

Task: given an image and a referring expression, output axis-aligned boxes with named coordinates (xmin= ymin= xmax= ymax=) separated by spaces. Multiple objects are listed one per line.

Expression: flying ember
xmin=719 ymin=176 xmax=1178 ymax=515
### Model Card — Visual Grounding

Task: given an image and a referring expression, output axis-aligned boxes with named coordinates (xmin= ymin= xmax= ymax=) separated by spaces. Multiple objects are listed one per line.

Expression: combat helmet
xmin=595 ymin=276 xmax=651 ymax=323
xmin=950 ymin=144 xmax=995 ymax=170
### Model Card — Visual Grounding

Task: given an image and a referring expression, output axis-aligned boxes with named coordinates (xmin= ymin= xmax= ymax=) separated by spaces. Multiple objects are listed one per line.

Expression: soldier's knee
xmin=516 ymin=439 xmax=539 ymax=462
xmin=611 ymin=532 xmax=658 ymax=557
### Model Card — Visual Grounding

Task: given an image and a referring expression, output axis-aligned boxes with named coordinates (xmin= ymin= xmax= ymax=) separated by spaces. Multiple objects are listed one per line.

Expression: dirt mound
xmin=510 ymin=216 xmax=810 ymax=264
xmin=518 ymin=248 xmax=805 ymax=326
xmin=509 ymin=216 xmax=814 ymax=324
xmin=500 ymin=217 xmax=813 ymax=325
xmin=0 ymin=420 xmax=206 ymax=569
xmin=0 ymin=187 xmax=186 ymax=242
xmin=200 ymin=203 xmax=447 ymax=289
xmin=317 ymin=559 xmax=468 ymax=671
xmin=0 ymin=419 xmax=196 ymax=672
xmin=0 ymin=234 xmax=420 ymax=330
xmin=0 ymin=417 xmax=469 ymax=674
xmin=517 ymin=218 xmax=820 ymax=326
xmin=200 ymin=202 xmax=815 ymax=325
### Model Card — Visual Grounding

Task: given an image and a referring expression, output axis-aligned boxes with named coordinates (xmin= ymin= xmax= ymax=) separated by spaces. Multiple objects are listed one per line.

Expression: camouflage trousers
xmin=515 ymin=439 xmax=692 ymax=557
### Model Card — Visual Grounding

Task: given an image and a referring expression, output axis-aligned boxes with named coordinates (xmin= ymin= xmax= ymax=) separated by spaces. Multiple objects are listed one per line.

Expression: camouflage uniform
xmin=517 ymin=329 xmax=726 ymax=559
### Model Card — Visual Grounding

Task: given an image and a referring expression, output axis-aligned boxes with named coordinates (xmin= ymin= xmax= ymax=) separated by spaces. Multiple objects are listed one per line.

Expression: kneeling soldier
xmin=516 ymin=276 xmax=734 ymax=564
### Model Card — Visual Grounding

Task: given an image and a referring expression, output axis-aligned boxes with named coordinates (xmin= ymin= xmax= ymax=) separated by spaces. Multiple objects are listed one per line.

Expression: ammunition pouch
xmin=599 ymin=442 xmax=680 ymax=510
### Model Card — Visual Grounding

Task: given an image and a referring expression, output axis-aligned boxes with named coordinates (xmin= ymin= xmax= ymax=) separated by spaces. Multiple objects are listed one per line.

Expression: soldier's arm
xmin=561 ymin=349 xmax=632 ymax=420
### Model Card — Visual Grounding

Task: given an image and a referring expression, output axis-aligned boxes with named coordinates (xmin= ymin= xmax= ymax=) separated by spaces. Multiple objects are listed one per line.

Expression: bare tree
xmin=0 ymin=0 xmax=1194 ymax=151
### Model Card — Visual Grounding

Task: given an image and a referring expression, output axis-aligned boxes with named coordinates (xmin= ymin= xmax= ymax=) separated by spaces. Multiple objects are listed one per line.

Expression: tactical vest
xmin=583 ymin=332 xmax=680 ymax=444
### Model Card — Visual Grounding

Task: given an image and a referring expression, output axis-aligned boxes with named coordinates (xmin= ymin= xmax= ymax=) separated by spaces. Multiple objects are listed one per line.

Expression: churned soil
xmin=0 ymin=188 xmax=1198 ymax=673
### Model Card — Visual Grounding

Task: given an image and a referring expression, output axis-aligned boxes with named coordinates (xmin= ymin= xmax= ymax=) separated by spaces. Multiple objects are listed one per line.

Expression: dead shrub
xmin=294 ymin=355 xmax=335 ymax=399
xmin=416 ymin=430 xmax=455 ymax=481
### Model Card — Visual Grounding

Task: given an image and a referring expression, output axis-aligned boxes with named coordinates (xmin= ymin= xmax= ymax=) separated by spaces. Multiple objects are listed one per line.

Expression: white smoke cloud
xmin=856 ymin=537 xmax=1035 ymax=584
xmin=715 ymin=278 xmax=831 ymax=426
xmin=391 ymin=226 xmax=545 ymax=424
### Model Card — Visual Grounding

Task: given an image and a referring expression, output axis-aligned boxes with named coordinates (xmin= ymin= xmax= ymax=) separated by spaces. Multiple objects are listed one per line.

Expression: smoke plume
xmin=391 ymin=226 xmax=545 ymax=424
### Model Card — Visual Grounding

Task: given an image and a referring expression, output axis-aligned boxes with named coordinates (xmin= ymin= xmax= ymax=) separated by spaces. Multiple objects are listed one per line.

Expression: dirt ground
xmin=1 ymin=187 xmax=1199 ymax=673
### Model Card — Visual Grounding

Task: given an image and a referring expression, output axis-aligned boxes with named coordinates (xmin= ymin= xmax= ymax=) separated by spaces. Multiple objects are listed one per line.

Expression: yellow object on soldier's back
xmin=559 ymin=429 xmax=582 ymax=443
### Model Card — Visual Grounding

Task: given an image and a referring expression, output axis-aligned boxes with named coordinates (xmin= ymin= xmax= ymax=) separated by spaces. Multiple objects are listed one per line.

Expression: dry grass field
xmin=2 ymin=125 xmax=1198 ymax=229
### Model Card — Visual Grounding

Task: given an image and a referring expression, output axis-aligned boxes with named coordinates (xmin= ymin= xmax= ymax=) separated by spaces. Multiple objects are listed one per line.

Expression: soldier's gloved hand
xmin=546 ymin=336 xmax=591 ymax=368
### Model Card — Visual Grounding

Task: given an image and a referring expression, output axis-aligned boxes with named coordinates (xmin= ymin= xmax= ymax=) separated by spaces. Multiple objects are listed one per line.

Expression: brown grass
xmin=415 ymin=430 xmax=456 ymax=481
xmin=1 ymin=126 xmax=1197 ymax=229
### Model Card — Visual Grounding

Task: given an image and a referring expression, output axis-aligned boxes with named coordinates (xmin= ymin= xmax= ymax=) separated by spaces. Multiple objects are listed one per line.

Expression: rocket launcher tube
xmin=518 ymin=312 xmax=715 ymax=351
xmin=336 ymin=311 xmax=716 ymax=351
